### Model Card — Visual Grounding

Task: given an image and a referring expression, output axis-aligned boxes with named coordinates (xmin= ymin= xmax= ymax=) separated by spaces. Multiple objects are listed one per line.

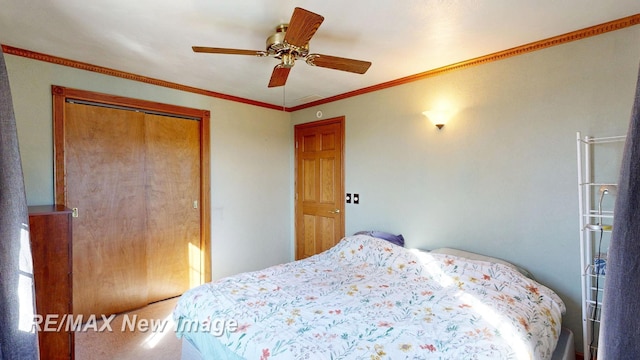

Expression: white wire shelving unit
xmin=576 ymin=132 xmax=625 ymax=359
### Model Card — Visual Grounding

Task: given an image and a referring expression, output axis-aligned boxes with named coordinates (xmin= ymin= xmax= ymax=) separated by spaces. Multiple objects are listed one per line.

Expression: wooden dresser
xmin=28 ymin=205 xmax=74 ymax=360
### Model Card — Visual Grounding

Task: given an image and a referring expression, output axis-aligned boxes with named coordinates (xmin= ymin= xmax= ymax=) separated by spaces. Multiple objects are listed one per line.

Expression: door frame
xmin=294 ymin=116 xmax=346 ymax=258
xmin=52 ymin=85 xmax=212 ymax=283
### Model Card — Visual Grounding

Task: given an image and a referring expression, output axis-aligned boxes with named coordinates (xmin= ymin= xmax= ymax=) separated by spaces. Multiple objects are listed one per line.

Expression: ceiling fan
xmin=192 ymin=7 xmax=372 ymax=88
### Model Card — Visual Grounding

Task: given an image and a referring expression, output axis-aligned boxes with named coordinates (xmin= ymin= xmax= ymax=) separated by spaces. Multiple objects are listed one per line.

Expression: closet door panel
xmin=145 ymin=114 xmax=201 ymax=302
xmin=65 ymin=103 xmax=149 ymax=317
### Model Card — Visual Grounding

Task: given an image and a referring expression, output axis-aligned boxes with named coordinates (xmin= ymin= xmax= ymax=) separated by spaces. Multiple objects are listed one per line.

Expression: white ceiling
xmin=1 ymin=1 xmax=639 ymax=108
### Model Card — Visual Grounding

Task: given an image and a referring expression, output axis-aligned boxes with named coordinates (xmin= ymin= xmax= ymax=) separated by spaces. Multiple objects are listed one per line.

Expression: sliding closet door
xmin=65 ymin=103 xmax=149 ymax=318
xmin=55 ymin=86 xmax=210 ymax=322
xmin=145 ymin=114 xmax=201 ymax=302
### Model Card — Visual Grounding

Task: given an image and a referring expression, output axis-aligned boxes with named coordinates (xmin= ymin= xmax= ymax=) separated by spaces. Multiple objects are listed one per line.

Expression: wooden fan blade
xmin=268 ymin=65 xmax=291 ymax=88
xmin=306 ymin=54 xmax=371 ymax=74
xmin=283 ymin=7 xmax=324 ymax=48
xmin=192 ymin=46 xmax=264 ymax=56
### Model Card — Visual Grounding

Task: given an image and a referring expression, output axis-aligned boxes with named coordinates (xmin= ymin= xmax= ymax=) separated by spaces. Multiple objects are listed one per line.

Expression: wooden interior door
xmin=295 ymin=117 xmax=345 ymax=260
xmin=145 ymin=114 xmax=201 ymax=302
xmin=65 ymin=103 xmax=149 ymax=317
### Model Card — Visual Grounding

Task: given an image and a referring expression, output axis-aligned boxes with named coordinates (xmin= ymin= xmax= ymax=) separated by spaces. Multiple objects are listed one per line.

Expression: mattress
xmin=181 ymin=327 xmax=575 ymax=360
xmin=174 ymin=235 xmax=566 ymax=359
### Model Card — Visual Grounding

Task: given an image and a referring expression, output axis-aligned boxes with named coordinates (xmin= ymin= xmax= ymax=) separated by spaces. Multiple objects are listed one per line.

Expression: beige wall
xmin=291 ymin=25 xmax=640 ymax=351
xmin=6 ymin=55 xmax=293 ymax=279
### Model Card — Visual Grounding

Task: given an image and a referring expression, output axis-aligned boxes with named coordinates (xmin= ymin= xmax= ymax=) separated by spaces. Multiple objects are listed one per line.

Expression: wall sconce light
xmin=422 ymin=109 xmax=453 ymax=129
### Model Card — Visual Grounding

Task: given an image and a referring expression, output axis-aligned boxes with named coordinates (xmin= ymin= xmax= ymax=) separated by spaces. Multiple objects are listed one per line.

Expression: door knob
xmin=328 ymin=209 xmax=341 ymax=214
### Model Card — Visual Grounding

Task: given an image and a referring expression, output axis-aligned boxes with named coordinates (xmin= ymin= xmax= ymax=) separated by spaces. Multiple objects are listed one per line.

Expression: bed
xmin=173 ymin=235 xmax=571 ymax=359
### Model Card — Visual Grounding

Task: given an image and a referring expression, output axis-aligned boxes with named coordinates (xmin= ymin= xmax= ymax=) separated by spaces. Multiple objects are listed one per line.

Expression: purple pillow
xmin=355 ymin=231 xmax=405 ymax=247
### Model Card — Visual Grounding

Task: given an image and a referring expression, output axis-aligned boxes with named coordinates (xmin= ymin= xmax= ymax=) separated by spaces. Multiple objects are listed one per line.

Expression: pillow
xmin=354 ymin=231 xmax=405 ymax=247
xmin=430 ymin=247 xmax=535 ymax=279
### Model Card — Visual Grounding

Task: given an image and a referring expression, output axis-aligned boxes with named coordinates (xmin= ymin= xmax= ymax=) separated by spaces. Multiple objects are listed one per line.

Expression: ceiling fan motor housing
xmin=266 ymin=24 xmax=309 ymax=60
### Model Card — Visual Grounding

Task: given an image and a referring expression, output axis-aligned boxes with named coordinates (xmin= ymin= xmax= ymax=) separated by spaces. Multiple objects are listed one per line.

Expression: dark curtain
xmin=601 ymin=63 xmax=640 ymax=358
xmin=0 ymin=47 xmax=39 ymax=359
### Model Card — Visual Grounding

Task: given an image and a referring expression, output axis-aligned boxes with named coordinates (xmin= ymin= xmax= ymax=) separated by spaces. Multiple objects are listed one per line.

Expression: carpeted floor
xmin=74 ymin=297 xmax=182 ymax=360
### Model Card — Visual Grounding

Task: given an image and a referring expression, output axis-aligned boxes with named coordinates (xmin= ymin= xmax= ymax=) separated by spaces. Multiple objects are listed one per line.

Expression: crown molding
xmin=3 ymin=13 xmax=639 ymax=112
xmin=1 ymin=44 xmax=283 ymax=111
xmin=288 ymin=13 xmax=640 ymax=111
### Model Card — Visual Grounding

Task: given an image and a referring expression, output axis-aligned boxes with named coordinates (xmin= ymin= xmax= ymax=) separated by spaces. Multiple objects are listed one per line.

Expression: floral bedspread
xmin=174 ymin=235 xmax=565 ymax=359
